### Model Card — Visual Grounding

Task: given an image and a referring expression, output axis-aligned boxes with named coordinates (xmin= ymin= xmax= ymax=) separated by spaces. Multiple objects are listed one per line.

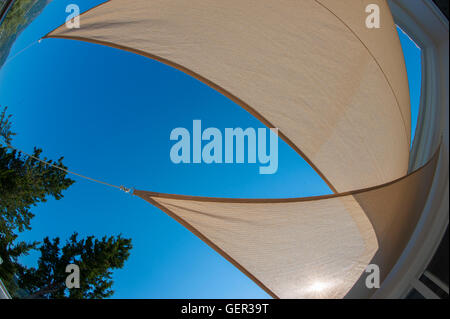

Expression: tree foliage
xmin=18 ymin=233 xmax=132 ymax=299
xmin=1 ymin=106 xmax=74 ymax=295
xmin=0 ymin=106 xmax=74 ymax=243
xmin=0 ymin=106 xmax=132 ymax=298
xmin=0 ymin=237 xmax=36 ymax=295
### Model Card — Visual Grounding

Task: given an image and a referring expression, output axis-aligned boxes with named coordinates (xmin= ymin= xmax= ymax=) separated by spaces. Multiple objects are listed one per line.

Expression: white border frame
xmin=375 ymin=0 xmax=449 ymax=299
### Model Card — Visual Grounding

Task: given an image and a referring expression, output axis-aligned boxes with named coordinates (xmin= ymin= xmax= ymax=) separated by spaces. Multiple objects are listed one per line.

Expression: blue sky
xmin=0 ymin=0 xmax=421 ymax=298
xmin=396 ymin=26 xmax=422 ymax=146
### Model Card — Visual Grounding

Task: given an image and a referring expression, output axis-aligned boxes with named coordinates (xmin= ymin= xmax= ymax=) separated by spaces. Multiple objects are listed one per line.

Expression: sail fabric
xmin=44 ymin=0 xmax=426 ymax=298
xmin=315 ymin=0 xmax=411 ymax=140
xmin=136 ymin=192 xmax=379 ymax=299
xmin=46 ymin=0 xmax=411 ymax=193
xmin=134 ymin=150 xmax=439 ymax=299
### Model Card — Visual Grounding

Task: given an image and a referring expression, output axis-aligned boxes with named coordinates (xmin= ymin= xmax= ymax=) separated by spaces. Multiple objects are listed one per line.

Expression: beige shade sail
xmin=134 ymin=149 xmax=439 ymax=299
xmin=46 ymin=0 xmax=411 ymax=193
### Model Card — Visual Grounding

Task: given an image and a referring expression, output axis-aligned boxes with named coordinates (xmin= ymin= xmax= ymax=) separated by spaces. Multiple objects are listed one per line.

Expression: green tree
xmin=0 ymin=107 xmax=74 ymax=243
xmin=0 ymin=238 xmax=36 ymax=295
xmin=1 ymin=106 xmax=74 ymax=295
xmin=0 ymin=106 xmax=132 ymax=298
xmin=18 ymin=233 xmax=132 ymax=299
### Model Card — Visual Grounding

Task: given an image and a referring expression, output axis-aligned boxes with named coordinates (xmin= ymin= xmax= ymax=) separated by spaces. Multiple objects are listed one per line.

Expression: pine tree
xmin=0 ymin=106 xmax=75 ymax=295
xmin=18 ymin=233 xmax=132 ymax=299
xmin=0 ymin=106 xmax=74 ymax=242
xmin=0 ymin=238 xmax=36 ymax=295
xmin=1 ymin=106 xmax=132 ymax=298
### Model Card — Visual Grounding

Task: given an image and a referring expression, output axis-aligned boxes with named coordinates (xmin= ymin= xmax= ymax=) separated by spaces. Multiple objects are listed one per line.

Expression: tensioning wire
xmin=1 ymin=139 xmax=132 ymax=193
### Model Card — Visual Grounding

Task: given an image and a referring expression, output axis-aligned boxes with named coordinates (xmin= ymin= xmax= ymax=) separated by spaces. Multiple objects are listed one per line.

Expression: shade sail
xmin=44 ymin=0 xmax=425 ymax=298
xmin=46 ymin=0 xmax=411 ymax=193
xmin=134 ymin=150 xmax=439 ymax=299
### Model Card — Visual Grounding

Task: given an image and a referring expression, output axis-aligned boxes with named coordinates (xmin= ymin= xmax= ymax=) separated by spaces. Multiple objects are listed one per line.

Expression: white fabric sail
xmin=134 ymin=151 xmax=438 ymax=298
xmin=47 ymin=0 xmax=411 ymax=193
xmin=44 ymin=0 xmax=427 ymax=298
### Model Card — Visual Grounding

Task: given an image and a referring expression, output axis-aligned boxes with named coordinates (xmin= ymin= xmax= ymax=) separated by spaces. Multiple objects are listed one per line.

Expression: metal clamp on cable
xmin=119 ymin=186 xmax=132 ymax=194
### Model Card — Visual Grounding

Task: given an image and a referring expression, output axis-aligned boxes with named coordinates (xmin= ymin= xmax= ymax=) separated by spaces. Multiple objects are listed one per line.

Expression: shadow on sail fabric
xmin=134 ymin=149 xmax=439 ymax=299
xmin=46 ymin=0 xmax=411 ymax=193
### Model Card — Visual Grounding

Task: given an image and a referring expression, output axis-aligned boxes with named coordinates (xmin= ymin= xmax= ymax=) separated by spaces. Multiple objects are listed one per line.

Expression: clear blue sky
xmin=0 ymin=0 xmax=421 ymax=298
